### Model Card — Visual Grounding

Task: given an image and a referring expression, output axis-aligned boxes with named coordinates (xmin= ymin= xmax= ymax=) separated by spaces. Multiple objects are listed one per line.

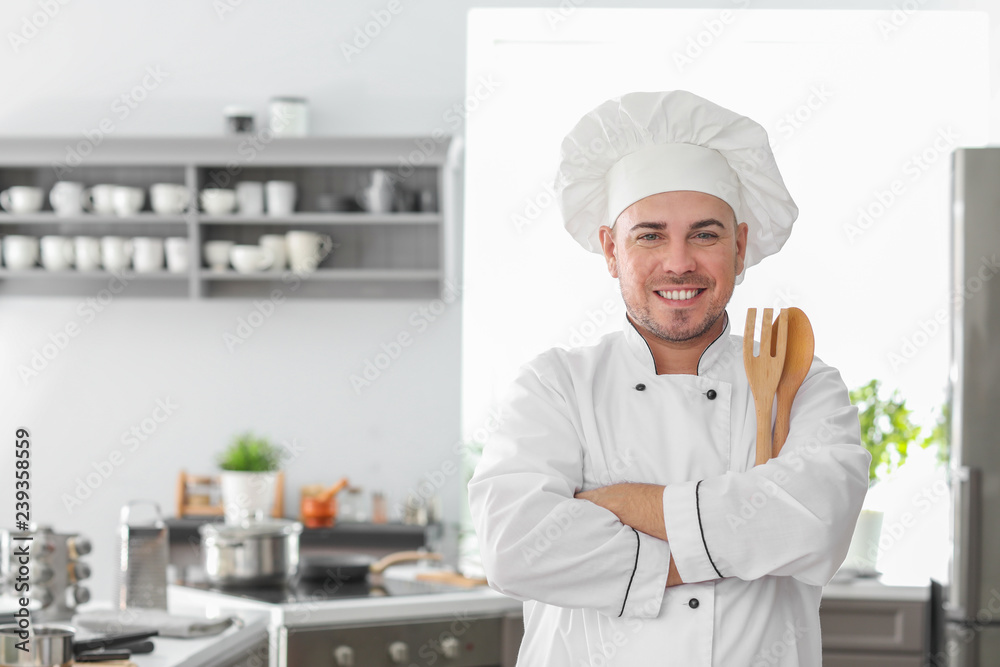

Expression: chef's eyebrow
xmin=627 ymin=219 xmax=727 ymax=233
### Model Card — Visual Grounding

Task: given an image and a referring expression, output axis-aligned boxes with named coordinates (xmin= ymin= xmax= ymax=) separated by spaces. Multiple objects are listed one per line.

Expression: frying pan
xmin=0 ymin=624 xmax=157 ymax=666
xmin=297 ymin=550 xmax=441 ymax=584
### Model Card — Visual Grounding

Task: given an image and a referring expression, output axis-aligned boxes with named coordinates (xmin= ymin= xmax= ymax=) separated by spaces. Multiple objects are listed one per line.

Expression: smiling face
xmin=599 ymin=190 xmax=748 ymax=347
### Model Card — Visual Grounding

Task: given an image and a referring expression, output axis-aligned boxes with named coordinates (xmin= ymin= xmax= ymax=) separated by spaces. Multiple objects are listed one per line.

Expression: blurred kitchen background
xmin=2 ymin=2 xmax=1000 ymax=666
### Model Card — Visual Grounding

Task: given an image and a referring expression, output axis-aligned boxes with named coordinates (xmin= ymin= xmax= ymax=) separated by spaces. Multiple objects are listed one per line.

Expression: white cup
xmin=3 ymin=235 xmax=39 ymax=269
xmin=74 ymin=236 xmax=102 ymax=271
xmin=265 ymin=181 xmax=297 ymax=216
xmin=101 ymin=236 xmax=133 ymax=271
xmin=150 ymin=183 xmax=190 ymax=215
xmin=203 ymin=240 xmax=234 ymax=271
xmin=165 ymin=237 xmax=189 ymax=273
xmin=40 ymin=236 xmax=75 ymax=271
xmin=259 ymin=234 xmax=287 ymax=271
xmin=84 ymin=185 xmax=118 ymax=215
xmin=236 ymin=182 xmax=265 ymax=215
xmin=113 ymin=186 xmax=145 ymax=217
xmin=50 ymin=182 xmax=86 ymax=217
xmin=200 ymin=188 xmax=237 ymax=215
xmin=230 ymin=245 xmax=275 ymax=274
xmin=132 ymin=237 xmax=164 ymax=273
xmin=0 ymin=186 xmax=44 ymax=214
xmin=286 ymin=230 xmax=334 ymax=273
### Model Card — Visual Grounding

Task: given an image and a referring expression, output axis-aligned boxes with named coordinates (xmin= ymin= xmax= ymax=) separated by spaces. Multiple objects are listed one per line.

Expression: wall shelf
xmin=0 ymin=136 xmax=461 ymax=299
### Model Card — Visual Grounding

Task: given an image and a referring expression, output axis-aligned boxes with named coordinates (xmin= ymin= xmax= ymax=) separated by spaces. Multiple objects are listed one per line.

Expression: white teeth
xmin=657 ymin=289 xmax=700 ymax=300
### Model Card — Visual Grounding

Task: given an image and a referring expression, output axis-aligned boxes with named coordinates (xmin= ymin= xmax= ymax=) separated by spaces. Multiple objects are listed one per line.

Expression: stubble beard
xmin=621 ymin=276 xmax=733 ymax=344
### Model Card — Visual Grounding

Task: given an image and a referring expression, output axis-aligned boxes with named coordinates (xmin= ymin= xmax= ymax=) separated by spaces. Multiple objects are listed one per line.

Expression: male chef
xmin=468 ymin=90 xmax=871 ymax=666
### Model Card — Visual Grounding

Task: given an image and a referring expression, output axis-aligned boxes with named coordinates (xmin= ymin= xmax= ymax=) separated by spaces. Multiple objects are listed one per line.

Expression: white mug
xmin=84 ymin=184 xmax=118 ymax=215
xmin=230 ymin=245 xmax=275 ymax=274
xmin=165 ymin=237 xmax=189 ymax=273
xmin=132 ymin=237 xmax=164 ymax=273
xmin=101 ymin=236 xmax=133 ymax=271
xmin=200 ymin=188 xmax=236 ymax=215
xmin=203 ymin=240 xmax=234 ymax=271
xmin=266 ymin=181 xmax=297 ymax=216
xmin=259 ymin=234 xmax=287 ymax=271
xmin=236 ymin=182 xmax=265 ymax=215
xmin=3 ymin=235 xmax=39 ymax=269
xmin=50 ymin=182 xmax=86 ymax=217
xmin=0 ymin=186 xmax=44 ymax=214
xmin=150 ymin=183 xmax=190 ymax=215
xmin=74 ymin=236 xmax=102 ymax=271
xmin=40 ymin=236 xmax=75 ymax=271
xmin=286 ymin=230 xmax=334 ymax=273
xmin=113 ymin=186 xmax=145 ymax=217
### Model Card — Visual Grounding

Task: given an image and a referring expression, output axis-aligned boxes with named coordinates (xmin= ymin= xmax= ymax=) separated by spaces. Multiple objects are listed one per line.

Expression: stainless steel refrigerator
xmin=947 ymin=147 xmax=1000 ymax=666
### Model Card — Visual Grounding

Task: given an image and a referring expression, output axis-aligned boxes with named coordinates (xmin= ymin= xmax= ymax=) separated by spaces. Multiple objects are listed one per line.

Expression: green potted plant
xmin=217 ymin=432 xmax=284 ymax=524
xmin=842 ymin=380 xmax=946 ymax=573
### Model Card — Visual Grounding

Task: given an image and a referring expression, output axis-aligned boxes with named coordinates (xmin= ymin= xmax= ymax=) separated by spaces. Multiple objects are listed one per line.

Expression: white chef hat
xmin=555 ymin=90 xmax=798 ymax=283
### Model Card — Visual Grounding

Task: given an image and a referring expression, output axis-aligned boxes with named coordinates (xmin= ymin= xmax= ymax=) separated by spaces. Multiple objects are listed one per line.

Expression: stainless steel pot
xmin=199 ymin=519 xmax=302 ymax=587
xmin=0 ymin=624 xmax=73 ymax=667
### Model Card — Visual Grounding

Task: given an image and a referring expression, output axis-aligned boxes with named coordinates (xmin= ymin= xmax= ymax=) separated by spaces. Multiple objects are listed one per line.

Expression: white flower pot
xmin=841 ymin=509 xmax=884 ymax=574
xmin=219 ymin=471 xmax=276 ymax=524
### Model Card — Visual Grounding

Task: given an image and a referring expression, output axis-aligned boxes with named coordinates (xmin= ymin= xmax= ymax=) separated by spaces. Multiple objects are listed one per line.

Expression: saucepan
xmin=200 ymin=518 xmax=302 ymax=587
xmin=297 ymin=550 xmax=442 ymax=584
xmin=0 ymin=624 xmax=157 ymax=666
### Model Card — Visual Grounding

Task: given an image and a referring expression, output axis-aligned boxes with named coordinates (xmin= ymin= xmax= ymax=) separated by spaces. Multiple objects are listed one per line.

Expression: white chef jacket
xmin=468 ymin=310 xmax=870 ymax=666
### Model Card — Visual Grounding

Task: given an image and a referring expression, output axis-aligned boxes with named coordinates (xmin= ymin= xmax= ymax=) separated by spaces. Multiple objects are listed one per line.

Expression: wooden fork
xmin=743 ymin=308 xmax=788 ymax=466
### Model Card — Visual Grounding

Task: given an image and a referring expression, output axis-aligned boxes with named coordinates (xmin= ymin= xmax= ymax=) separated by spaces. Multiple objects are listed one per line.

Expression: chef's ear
xmin=735 ymin=221 xmax=749 ymax=276
xmin=598 ymin=225 xmax=618 ymax=278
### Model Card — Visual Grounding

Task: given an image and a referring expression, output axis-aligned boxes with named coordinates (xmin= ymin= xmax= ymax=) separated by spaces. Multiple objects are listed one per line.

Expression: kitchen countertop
xmin=70 ymin=599 xmax=272 ymax=667
xmin=822 ymin=579 xmax=932 ymax=602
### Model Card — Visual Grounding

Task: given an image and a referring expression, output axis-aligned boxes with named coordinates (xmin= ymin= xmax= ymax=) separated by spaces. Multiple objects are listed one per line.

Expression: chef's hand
xmin=575 ymin=483 xmax=685 ymax=587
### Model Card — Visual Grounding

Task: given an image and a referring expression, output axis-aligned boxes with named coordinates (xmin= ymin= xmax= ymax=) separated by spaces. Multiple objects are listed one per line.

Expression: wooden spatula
xmin=744 ymin=308 xmax=788 ymax=467
xmin=770 ymin=307 xmax=815 ymax=457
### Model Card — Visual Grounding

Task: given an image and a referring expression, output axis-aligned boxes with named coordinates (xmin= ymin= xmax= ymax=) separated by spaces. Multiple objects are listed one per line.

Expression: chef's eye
xmin=638 ymin=233 xmax=659 ymax=241
xmin=692 ymin=232 xmax=718 ymax=241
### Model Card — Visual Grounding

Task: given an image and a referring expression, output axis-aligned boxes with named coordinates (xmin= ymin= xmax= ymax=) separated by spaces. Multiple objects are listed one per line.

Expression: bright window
xmin=463 ymin=8 xmax=989 ymax=584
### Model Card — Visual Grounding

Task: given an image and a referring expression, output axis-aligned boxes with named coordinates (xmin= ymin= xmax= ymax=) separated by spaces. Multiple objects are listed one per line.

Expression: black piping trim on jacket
xmin=619 ymin=527 xmax=641 ymax=617
xmin=696 ymin=480 xmax=724 ymax=579
xmin=695 ymin=310 xmax=729 ymax=377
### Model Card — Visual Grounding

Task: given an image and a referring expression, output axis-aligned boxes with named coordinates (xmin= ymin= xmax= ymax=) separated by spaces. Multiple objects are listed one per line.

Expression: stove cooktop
xmin=178 ymin=575 xmax=457 ymax=605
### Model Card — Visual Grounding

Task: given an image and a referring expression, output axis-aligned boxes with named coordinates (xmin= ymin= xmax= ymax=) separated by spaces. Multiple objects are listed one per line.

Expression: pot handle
xmin=369 ymin=551 xmax=442 ymax=574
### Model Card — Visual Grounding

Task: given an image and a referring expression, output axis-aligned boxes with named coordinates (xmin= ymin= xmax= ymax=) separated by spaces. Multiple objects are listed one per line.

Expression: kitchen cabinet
xmin=0 ymin=136 xmax=460 ymax=299
xmin=820 ymin=579 xmax=939 ymax=666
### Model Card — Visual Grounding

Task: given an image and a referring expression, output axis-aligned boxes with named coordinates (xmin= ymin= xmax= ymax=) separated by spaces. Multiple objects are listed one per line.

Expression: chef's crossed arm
xmin=468 ymin=354 xmax=870 ymax=619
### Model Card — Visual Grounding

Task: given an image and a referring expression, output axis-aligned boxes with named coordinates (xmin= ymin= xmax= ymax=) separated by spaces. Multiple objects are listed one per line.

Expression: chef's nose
xmin=658 ymin=241 xmax=697 ymax=274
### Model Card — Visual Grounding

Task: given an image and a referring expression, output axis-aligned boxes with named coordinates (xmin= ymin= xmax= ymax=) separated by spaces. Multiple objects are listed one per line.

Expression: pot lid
xmin=199 ymin=518 xmax=303 ymax=541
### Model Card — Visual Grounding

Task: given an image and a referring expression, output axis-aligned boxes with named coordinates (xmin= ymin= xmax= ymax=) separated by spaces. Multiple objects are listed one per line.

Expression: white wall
xmin=2 ymin=0 xmax=999 ymax=599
